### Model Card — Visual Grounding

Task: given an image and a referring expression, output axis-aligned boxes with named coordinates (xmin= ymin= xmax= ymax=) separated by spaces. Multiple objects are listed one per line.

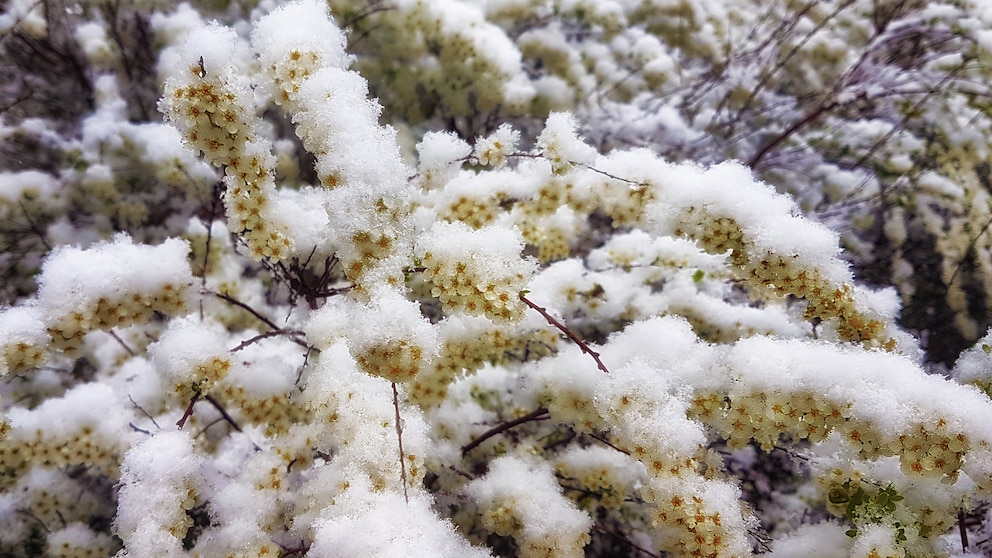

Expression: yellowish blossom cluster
xmin=268 ymin=48 xmax=323 ymax=109
xmin=214 ymin=382 xmax=308 ymax=438
xmin=513 ymin=177 xmax=581 ymax=262
xmin=554 ymin=445 xmax=645 ymax=510
xmin=0 ymin=308 xmax=48 ymax=375
xmin=354 ymin=340 xmax=426 ymax=384
xmin=473 ymin=124 xmax=520 ymax=169
xmin=601 ymin=386 xmax=752 ymax=558
xmin=673 ymin=207 xmax=890 ymax=346
xmin=344 ymin=229 xmax=397 ymax=285
xmin=408 ymin=317 xmax=558 ymax=407
xmin=14 ymin=237 xmax=196 ymax=358
xmin=466 ymin=455 xmax=592 ymax=558
xmin=690 ymin=387 xmax=971 ymax=486
xmin=643 ymin=480 xmax=742 ymax=558
xmin=3 ymin=429 xmax=121 ymax=478
xmin=689 ymin=390 xmax=847 ymax=451
xmin=418 ymin=222 xmax=535 ymax=323
xmin=441 ymin=195 xmax=499 ymax=229
xmin=1 ymin=385 xmax=133 ymax=481
xmin=46 ymin=283 xmax=187 ymax=353
xmin=160 ymin=25 xmax=291 ymax=262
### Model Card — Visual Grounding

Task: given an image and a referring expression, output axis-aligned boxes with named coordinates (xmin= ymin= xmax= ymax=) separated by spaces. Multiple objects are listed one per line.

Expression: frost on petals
xmin=417 ymin=221 xmax=536 ymax=323
xmin=474 ymin=124 xmax=520 ymax=169
xmin=537 ymin=112 xmax=597 ymax=174
xmin=466 ymin=455 xmax=592 ymax=557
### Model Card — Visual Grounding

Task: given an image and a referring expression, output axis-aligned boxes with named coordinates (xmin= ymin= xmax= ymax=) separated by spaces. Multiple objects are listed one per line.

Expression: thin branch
xmin=960 ymin=509 xmax=969 ymax=551
xmin=230 ymin=329 xmax=307 ymax=352
xmin=462 ymin=407 xmax=551 ymax=455
xmin=578 ymin=162 xmax=649 ymax=189
xmin=128 ymin=394 xmax=160 ymax=430
xmin=15 ymin=509 xmax=50 ymax=533
xmin=208 ymin=290 xmax=280 ymax=331
xmin=208 ymin=291 xmax=314 ymax=350
xmin=203 ymin=394 xmax=243 ymax=433
xmin=18 ymin=199 xmax=51 ymax=251
xmin=108 ymin=330 xmax=136 ymax=356
xmin=199 ymin=183 xmax=222 ymax=282
xmin=176 ymin=393 xmax=200 ymax=429
xmin=747 ymin=98 xmax=840 ymax=169
xmin=947 ymin=214 xmax=992 ymax=289
xmin=520 ymin=294 xmax=610 ymax=374
xmin=392 ymin=382 xmax=409 ymax=504
xmin=592 ymin=525 xmax=659 ymax=558
xmin=589 ymin=432 xmax=629 ymax=455
xmin=128 ymin=422 xmax=151 ymax=435
xmin=449 ymin=465 xmax=475 ymax=481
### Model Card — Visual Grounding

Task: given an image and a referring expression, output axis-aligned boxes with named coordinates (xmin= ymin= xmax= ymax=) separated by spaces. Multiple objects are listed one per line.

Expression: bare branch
xmin=392 ymin=382 xmax=409 ymax=504
xmin=176 ymin=393 xmax=200 ymax=429
xmin=203 ymin=394 xmax=243 ymax=433
xmin=520 ymin=294 xmax=611 ymax=374
xmin=208 ymin=290 xmax=280 ymax=331
xmin=462 ymin=407 xmax=551 ymax=455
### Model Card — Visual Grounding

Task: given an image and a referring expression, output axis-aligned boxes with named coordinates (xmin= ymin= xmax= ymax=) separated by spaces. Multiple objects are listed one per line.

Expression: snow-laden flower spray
xmin=3 ymin=1 xmax=992 ymax=558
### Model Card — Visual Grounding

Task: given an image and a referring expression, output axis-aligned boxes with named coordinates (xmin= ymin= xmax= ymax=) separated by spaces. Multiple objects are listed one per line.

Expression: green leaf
xmin=692 ymin=269 xmax=705 ymax=283
xmin=845 ymin=529 xmax=859 ymax=538
xmin=828 ymin=488 xmax=849 ymax=504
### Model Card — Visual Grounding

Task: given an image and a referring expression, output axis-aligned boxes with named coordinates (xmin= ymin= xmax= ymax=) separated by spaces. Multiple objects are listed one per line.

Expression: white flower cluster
xmin=537 ymin=112 xmax=598 ymax=175
xmin=7 ymin=1 xmax=992 ymax=558
xmin=160 ymin=25 xmax=292 ymax=262
xmin=307 ymin=288 xmax=439 ymax=384
xmin=466 ymin=455 xmax=593 ymax=558
xmin=408 ymin=314 xmax=558 ymax=407
xmin=473 ymin=124 xmax=520 ymax=169
xmin=115 ymin=432 xmax=203 ymax=557
xmin=0 ymin=236 xmax=193 ymax=365
xmin=525 ymin=342 xmax=754 ymax=557
xmin=417 ymin=221 xmax=536 ymax=323
xmin=254 ymin=1 xmax=413 ymax=295
xmin=329 ymin=0 xmax=536 ymax=121
xmin=151 ymin=317 xmax=232 ymax=401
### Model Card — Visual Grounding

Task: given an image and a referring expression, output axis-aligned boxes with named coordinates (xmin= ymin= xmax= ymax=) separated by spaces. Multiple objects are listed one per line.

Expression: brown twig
xmin=128 ymin=422 xmax=151 ymax=435
xmin=392 ymin=382 xmax=409 ymax=504
xmin=462 ymin=407 xmax=551 ymax=455
xmin=589 ymin=432 xmax=629 ymax=455
xmin=747 ymin=98 xmax=840 ymax=169
xmin=520 ymin=294 xmax=610 ymax=374
xmin=17 ymin=199 xmax=51 ymax=251
xmin=209 ymin=290 xmax=313 ymax=351
xmin=204 ymin=394 xmax=243 ymax=433
xmin=959 ymin=509 xmax=969 ymax=551
xmin=230 ymin=329 xmax=307 ymax=352
xmin=107 ymin=329 xmax=136 ymax=356
xmin=176 ymin=393 xmax=200 ymax=429
xmin=128 ymin=394 xmax=160 ymax=430
xmin=209 ymin=291 xmax=280 ymax=331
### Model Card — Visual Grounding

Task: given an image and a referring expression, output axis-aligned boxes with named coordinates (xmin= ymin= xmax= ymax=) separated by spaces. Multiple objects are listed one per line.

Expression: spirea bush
xmin=2 ymin=1 xmax=992 ymax=557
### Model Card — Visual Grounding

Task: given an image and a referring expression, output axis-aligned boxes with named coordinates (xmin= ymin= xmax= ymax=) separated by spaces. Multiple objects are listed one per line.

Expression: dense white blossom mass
xmin=2 ymin=0 xmax=992 ymax=557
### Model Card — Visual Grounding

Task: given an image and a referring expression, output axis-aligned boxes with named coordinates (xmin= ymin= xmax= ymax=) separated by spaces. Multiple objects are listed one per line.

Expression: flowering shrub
xmin=2 ymin=1 xmax=992 ymax=557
